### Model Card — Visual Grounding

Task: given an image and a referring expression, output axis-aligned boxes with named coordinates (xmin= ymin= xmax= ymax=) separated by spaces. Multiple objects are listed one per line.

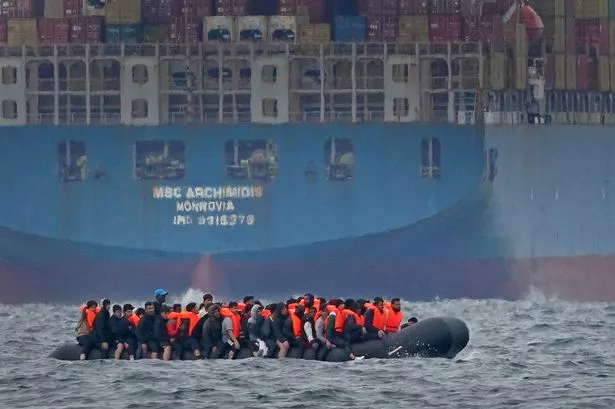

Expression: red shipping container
xmin=575 ymin=19 xmax=609 ymax=54
xmin=169 ymin=17 xmax=200 ymax=43
xmin=69 ymin=17 xmax=102 ymax=43
xmin=576 ymin=55 xmax=589 ymax=90
xmin=0 ymin=19 xmax=6 ymax=44
xmin=307 ymin=0 xmax=326 ymax=23
xmin=63 ymin=0 xmax=82 ymax=18
xmin=1 ymin=0 xmax=33 ymax=18
xmin=429 ymin=15 xmax=461 ymax=41
xmin=462 ymin=16 xmax=480 ymax=41
xmin=38 ymin=18 xmax=70 ymax=44
xmin=430 ymin=0 xmax=461 ymax=15
xmin=181 ymin=0 xmax=212 ymax=18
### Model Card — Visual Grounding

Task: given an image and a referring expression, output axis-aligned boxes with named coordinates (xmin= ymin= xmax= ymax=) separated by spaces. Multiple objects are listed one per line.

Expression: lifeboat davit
xmin=514 ymin=3 xmax=544 ymax=41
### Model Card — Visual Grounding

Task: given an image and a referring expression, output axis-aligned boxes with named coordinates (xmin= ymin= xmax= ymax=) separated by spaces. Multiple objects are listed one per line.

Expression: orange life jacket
xmin=299 ymin=298 xmax=321 ymax=312
xmin=384 ymin=306 xmax=403 ymax=333
xmin=166 ymin=311 xmax=180 ymax=338
xmin=342 ymin=309 xmax=362 ymax=327
xmin=176 ymin=310 xmax=200 ymax=337
xmin=369 ymin=305 xmax=386 ymax=331
xmin=334 ymin=308 xmax=346 ymax=333
xmin=287 ymin=302 xmax=298 ymax=315
xmin=127 ymin=314 xmax=140 ymax=328
xmin=261 ymin=309 xmax=272 ymax=318
xmin=237 ymin=302 xmax=246 ymax=312
xmin=290 ymin=313 xmax=302 ymax=338
xmin=79 ymin=306 xmax=99 ymax=331
xmin=220 ymin=308 xmax=241 ymax=338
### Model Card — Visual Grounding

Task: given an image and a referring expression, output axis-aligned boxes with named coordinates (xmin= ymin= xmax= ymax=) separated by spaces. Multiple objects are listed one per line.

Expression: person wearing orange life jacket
xmin=363 ymin=297 xmax=387 ymax=340
xmin=384 ymin=298 xmax=403 ymax=334
xmin=342 ymin=301 xmax=365 ymax=345
xmin=324 ymin=299 xmax=361 ymax=360
xmin=282 ymin=304 xmax=305 ymax=355
xmin=75 ymin=300 xmax=99 ymax=360
xmin=91 ymin=298 xmax=113 ymax=359
xmin=220 ymin=301 xmax=242 ymax=359
xmin=175 ymin=302 xmax=203 ymax=359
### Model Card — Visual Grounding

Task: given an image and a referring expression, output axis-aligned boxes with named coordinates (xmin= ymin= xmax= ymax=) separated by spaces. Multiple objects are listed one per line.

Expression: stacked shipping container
xmin=0 ymin=0 xmax=612 ymax=98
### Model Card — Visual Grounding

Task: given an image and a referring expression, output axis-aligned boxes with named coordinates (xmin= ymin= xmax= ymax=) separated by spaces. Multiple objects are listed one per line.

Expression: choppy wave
xmin=1 ymin=290 xmax=614 ymax=408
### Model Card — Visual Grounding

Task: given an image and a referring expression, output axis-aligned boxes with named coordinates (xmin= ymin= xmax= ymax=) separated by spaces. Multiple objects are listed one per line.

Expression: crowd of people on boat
xmin=75 ymin=289 xmax=418 ymax=361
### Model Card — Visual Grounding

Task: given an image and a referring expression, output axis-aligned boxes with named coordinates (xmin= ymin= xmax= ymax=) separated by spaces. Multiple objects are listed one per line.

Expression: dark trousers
xmin=76 ymin=335 xmax=96 ymax=356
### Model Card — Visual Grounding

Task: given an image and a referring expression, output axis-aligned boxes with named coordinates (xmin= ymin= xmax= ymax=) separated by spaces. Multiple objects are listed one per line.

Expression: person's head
xmin=243 ymin=296 xmax=255 ymax=309
xmin=123 ymin=304 xmax=134 ymax=317
xmin=135 ymin=307 xmax=145 ymax=318
xmin=294 ymin=304 xmax=305 ymax=318
xmin=351 ymin=302 xmax=362 ymax=314
xmin=228 ymin=301 xmax=239 ymax=314
xmin=160 ymin=305 xmax=171 ymax=319
xmin=202 ymin=293 xmax=213 ymax=307
xmin=390 ymin=298 xmax=401 ymax=312
xmin=172 ymin=303 xmax=182 ymax=312
xmin=276 ymin=303 xmax=288 ymax=316
xmin=286 ymin=298 xmax=297 ymax=306
xmin=153 ymin=288 xmax=168 ymax=303
xmin=208 ymin=304 xmax=221 ymax=318
xmin=144 ymin=301 xmax=155 ymax=315
xmin=329 ymin=298 xmax=345 ymax=311
xmin=185 ymin=302 xmax=198 ymax=313
xmin=303 ymin=293 xmax=315 ymax=307
xmin=373 ymin=297 xmax=384 ymax=311
xmin=85 ymin=300 xmax=98 ymax=311
xmin=112 ymin=304 xmax=122 ymax=318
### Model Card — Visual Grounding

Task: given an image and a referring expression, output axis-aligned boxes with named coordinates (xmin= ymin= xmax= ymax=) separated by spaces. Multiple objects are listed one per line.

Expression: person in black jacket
xmin=344 ymin=302 xmax=364 ymax=344
xmin=154 ymin=305 xmax=173 ymax=361
xmin=271 ymin=303 xmax=289 ymax=358
xmin=109 ymin=304 xmax=135 ymax=360
xmin=92 ymin=298 xmax=112 ymax=358
xmin=137 ymin=302 xmax=157 ymax=358
xmin=201 ymin=304 xmax=223 ymax=358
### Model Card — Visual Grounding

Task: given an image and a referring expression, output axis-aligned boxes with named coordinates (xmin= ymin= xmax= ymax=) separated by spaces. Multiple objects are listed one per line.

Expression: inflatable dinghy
xmin=50 ymin=316 xmax=469 ymax=362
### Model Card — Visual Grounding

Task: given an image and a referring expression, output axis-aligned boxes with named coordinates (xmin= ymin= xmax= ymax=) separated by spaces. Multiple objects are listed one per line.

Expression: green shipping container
xmin=104 ymin=24 xmax=142 ymax=44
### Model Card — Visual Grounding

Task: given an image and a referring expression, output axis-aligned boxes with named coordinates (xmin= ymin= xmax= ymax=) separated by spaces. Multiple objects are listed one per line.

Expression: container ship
xmin=0 ymin=0 xmax=614 ymax=303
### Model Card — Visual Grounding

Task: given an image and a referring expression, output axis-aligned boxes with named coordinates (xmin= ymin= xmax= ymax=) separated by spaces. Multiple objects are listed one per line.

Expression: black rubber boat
xmin=50 ymin=316 xmax=469 ymax=362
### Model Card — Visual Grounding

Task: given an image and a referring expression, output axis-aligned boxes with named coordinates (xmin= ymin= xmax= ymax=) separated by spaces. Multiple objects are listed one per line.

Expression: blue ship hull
xmin=0 ymin=122 xmax=502 ymax=303
xmin=2 ymin=122 xmax=614 ymax=303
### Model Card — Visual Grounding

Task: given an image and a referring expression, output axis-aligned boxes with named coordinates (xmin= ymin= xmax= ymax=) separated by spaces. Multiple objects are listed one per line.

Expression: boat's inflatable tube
xmin=50 ymin=316 xmax=469 ymax=361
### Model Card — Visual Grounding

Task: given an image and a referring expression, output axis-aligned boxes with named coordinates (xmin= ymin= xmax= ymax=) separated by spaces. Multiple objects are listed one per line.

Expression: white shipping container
xmin=268 ymin=15 xmax=309 ymax=42
xmin=203 ymin=16 xmax=236 ymax=42
xmin=44 ymin=0 xmax=65 ymax=18
xmin=83 ymin=0 xmax=106 ymax=17
xmin=237 ymin=15 xmax=268 ymax=41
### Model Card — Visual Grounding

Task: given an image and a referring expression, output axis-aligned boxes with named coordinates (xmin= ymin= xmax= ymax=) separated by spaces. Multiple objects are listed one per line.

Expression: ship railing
xmin=0 ymin=42 xmax=487 ymax=59
xmin=27 ymin=112 xmax=122 ymax=125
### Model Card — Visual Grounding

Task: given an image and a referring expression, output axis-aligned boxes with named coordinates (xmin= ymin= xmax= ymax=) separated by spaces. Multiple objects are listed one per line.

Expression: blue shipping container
xmin=334 ymin=16 xmax=366 ymax=42
xmin=104 ymin=25 xmax=142 ymax=44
